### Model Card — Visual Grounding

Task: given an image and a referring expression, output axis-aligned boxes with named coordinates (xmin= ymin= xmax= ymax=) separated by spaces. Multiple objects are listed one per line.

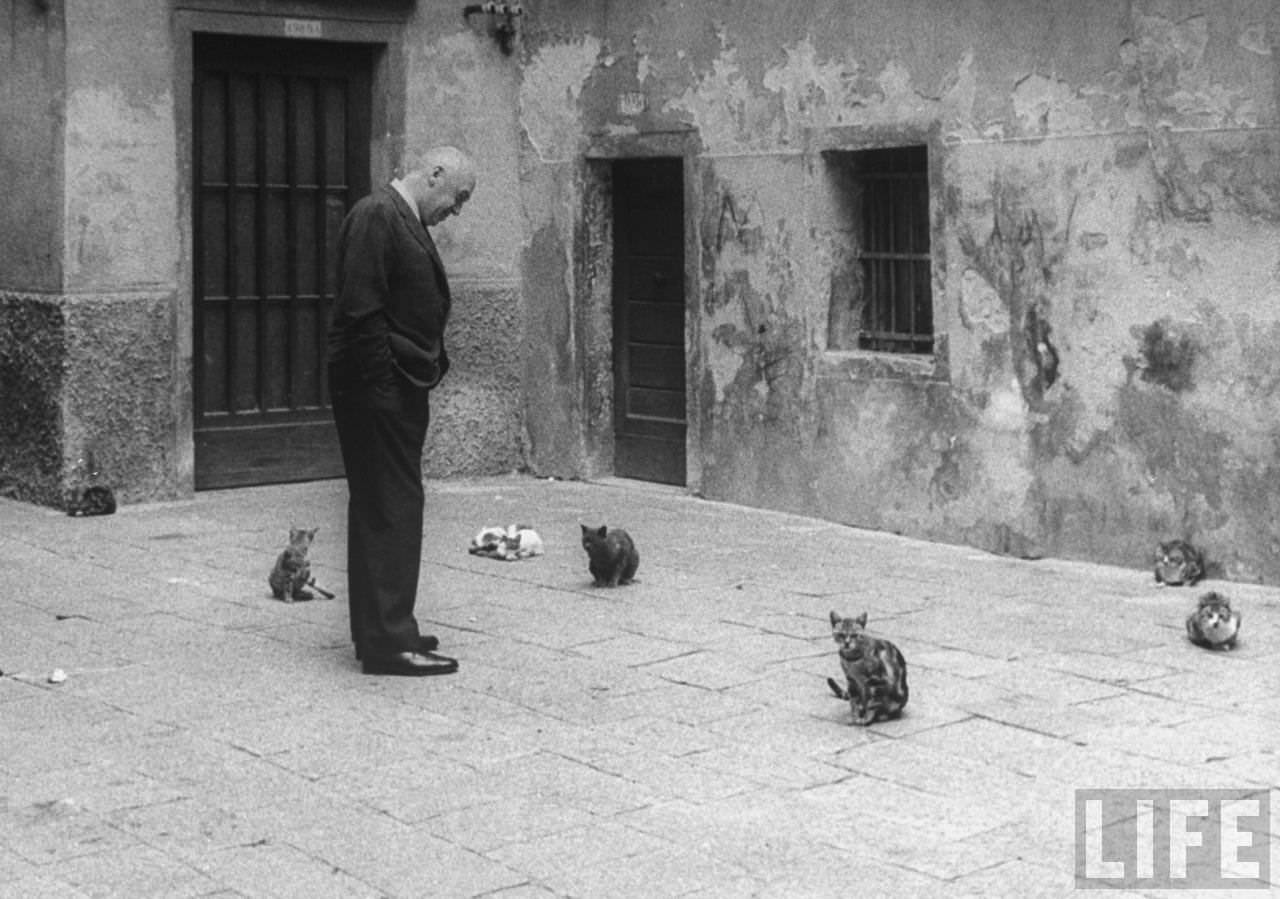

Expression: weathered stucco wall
xmin=0 ymin=2 xmax=66 ymax=499
xmin=405 ymin=6 xmax=529 ymax=476
xmin=0 ymin=296 xmax=65 ymax=503
xmin=515 ymin=30 xmax=611 ymax=476
xmin=0 ymin=1 xmax=63 ymax=291
xmin=519 ymin=0 xmax=1280 ymax=582
xmin=1 ymin=0 xmax=183 ymax=506
xmin=56 ymin=0 xmax=184 ymax=503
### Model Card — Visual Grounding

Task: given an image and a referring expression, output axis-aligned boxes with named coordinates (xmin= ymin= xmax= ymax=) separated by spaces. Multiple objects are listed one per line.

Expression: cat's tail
xmin=826 ymin=677 xmax=849 ymax=700
xmin=307 ymin=577 xmax=336 ymax=600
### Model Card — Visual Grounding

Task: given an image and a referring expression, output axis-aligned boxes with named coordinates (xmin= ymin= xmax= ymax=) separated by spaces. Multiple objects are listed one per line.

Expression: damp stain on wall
xmin=1125 ymin=318 xmax=1199 ymax=393
xmin=957 ymin=176 xmax=1074 ymax=411
xmin=1114 ymin=383 xmax=1231 ymax=526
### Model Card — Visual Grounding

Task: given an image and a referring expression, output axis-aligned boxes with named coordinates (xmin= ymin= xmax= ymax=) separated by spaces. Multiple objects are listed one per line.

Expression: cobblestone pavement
xmin=2 ymin=476 xmax=1277 ymax=898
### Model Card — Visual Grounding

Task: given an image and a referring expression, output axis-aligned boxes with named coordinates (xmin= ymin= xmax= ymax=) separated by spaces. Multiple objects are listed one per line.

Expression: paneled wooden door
xmin=193 ymin=34 xmax=372 ymax=489
xmin=611 ymin=159 xmax=686 ymax=486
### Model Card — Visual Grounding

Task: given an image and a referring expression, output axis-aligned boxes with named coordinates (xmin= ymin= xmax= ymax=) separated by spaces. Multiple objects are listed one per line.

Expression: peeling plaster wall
xmin=516 ymin=33 xmax=609 ymax=475
xmin=404 ymin=12 xmax=528 ymax=476
xmin=521 ymin=0 xmax=1280 ymax=582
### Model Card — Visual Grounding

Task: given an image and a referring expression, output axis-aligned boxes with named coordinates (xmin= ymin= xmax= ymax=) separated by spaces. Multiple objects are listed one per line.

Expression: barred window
xmin=826 ymin=145 xmax=933 ymax=354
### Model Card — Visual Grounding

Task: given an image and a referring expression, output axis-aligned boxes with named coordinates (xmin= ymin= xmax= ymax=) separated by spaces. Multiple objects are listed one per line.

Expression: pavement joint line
xmin=627 ymin=648 xmax=708 ymax=669
xmin=967 ymin=712 xmax=1088 ymax=745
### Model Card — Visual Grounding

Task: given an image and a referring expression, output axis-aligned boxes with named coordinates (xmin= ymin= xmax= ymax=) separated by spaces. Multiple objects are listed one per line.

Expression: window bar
xmin=879 ymin=181 xmax=888 ymax=348
xmin=860 ymin=182 xmax=869 ymax=348
xmin=862 ymin=180 xmax=875 ymax=349
xmin=876 ymin=180 xmax=890 ymax=347
xmin=918 ymin=174 xmax=931 ymax=349
xmin=889 ymin=182 xmax=900 ymax=345
xmin=904 ymin=176 xmax=915 ymax=344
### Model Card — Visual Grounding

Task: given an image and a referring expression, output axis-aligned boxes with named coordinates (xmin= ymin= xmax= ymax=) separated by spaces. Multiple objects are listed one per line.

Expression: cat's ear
xmin=829 ymin=610 xmax=842 ymax=628
xmin=580 ymin=524 xmax=590 ymax=536
xmin=597 ymin=525 xmax=608 ymax=536
xmin=854 ymin=612 xmax=868 ymax=628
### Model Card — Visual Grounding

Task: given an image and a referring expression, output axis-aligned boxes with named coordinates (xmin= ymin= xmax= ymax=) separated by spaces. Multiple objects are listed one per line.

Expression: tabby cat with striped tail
xmin=1154 ymin=539 xmax=1205 ymax=586
xmin=268 ymin=527 xmax=335 ymax=602
xmin=826 ymin=610 xmax=909 ymax=726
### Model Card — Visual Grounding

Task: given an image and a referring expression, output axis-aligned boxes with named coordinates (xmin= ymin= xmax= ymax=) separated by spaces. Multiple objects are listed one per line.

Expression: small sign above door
xmin=283 ymin=18 xmax=324 ymax=39
xmin=617 ymin=92 xmax=646 ymax=116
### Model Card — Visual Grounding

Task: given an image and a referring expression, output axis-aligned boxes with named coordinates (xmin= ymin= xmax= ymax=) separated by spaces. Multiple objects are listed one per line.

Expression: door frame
xmin=172 ymin=8 xmax=405 ymax=490
xmin=580 ymin=131 xmax=703 ymax=494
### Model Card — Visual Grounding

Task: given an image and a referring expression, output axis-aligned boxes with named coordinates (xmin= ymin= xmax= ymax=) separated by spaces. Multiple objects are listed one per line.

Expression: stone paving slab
xmin=1 ymin=475 xmax=1278 ymax=898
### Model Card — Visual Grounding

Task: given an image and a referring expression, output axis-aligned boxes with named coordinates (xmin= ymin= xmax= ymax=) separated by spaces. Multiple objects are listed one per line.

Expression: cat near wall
xmin=65 ymin=452 xmax=115 ymax=517
xmin=1154 ymin=539 xmax=1205 ymax=586
xmin=1185 ymin=591 xmax=1240 ymax=650
xmin=65 ymin=484 xmax=116 ymax=517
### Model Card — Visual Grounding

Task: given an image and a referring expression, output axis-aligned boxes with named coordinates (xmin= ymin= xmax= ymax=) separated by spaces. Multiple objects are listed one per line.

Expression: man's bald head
xmin=403 ymin=146 xmax=477 ymax=226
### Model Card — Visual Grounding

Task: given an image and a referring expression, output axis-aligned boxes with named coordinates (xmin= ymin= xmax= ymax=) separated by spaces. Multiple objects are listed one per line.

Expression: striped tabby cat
xmin=268 ymin=527 xmax=334 ymax=602
xmin=1154 ymin=539 xmax=1205 ymax=586
xmin=826 ymin=611 xmax=909 ymax=726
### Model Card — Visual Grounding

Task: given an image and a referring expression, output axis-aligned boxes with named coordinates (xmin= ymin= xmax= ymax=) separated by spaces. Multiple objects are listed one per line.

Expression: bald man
xmin=327 ymin=146 xmax=476 ymax=676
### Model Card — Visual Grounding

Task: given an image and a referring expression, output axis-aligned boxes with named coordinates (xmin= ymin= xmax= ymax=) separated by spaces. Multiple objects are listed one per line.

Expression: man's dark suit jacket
xmin=327 ymin=186 xmax=451 ymax=393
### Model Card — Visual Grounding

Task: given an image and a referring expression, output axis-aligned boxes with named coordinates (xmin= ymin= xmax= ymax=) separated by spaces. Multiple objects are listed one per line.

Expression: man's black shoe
xmin=355 ymin=634 xmax=439 ymax=661
xmin=361 ymin=650 xmax=458 ymax=677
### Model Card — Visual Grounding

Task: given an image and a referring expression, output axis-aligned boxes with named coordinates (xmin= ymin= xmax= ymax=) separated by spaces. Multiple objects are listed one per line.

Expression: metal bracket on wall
xmin=462 ymin=2 xmax=524 ymax=56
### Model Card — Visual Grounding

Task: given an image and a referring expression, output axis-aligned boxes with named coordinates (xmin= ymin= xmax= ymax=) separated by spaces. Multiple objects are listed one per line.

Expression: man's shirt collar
xmin=390 ymin=179 xmax=420 ymax=224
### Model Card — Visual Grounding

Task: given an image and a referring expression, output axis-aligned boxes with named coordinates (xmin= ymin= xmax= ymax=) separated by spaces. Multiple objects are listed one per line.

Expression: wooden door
xmin=611 ymin=159 xmax=686 ymax=486
xmin=193 ymin=34 xmax=372 ymax=489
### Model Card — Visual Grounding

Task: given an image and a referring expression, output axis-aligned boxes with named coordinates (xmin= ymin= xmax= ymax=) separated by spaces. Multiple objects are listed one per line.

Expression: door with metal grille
xmin=611 ymin=158 xmax=686 ymax=486
xmin=193 ymin=34 xmax=372 ymax=489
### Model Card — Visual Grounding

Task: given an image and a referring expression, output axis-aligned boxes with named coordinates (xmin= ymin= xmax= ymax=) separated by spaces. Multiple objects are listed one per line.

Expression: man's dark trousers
xmin=330 ymin=383 xmax=430 ymax=656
